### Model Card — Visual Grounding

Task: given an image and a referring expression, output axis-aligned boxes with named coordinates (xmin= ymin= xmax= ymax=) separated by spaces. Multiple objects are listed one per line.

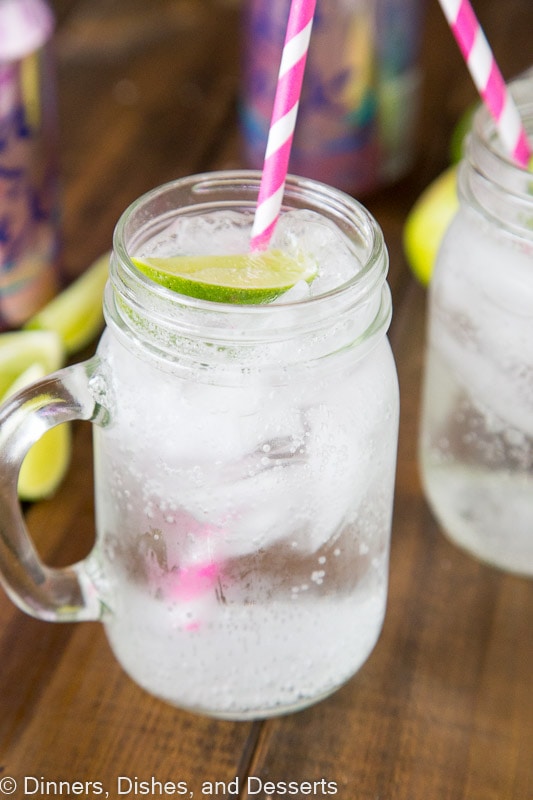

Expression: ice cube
xmin=270 ymin=209 xmax=361 ymax=295
xmin=139 ymin=210 xmax=252 ymax=258
xmin=271 ymin=279 xmax=311 ymax=304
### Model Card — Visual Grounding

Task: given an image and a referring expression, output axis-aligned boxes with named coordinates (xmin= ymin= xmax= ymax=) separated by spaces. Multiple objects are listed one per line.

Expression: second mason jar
xmin=419 ymin=73 xmax=533 ymax=577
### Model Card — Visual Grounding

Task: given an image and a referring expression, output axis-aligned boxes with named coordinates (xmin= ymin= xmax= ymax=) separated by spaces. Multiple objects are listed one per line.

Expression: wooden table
xmin=1 ymin=1 xmax=532 ymax=798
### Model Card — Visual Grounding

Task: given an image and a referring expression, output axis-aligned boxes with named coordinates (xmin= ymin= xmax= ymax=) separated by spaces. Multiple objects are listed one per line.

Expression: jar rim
xmin=459 ymin=70 xmax=533 ymax=239
xmin=106 ymin=171 xmax=391 ymax=370
xmin=112 ymin=171 xmax=388 ymax=316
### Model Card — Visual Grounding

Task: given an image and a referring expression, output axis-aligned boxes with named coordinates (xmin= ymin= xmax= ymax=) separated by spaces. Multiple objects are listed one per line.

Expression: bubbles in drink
xmin=93 ymin=200 xmax=398 ymax=716
xmin=420 ymin=210 xmax=533 ymax=575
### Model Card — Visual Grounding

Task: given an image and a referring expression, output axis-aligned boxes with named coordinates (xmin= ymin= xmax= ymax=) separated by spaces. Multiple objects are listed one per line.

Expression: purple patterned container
xmin=0 ymin=0 xmax=61 ymax=329
xmin=240 ymin=0 xmax=425 ymax=196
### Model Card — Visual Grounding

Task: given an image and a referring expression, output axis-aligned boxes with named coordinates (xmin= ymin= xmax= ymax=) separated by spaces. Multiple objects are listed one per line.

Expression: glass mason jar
xmin=0 ymin=172 xmax=399 ymax=719
xmin=419 ymin=72 xmax=533 ymax=577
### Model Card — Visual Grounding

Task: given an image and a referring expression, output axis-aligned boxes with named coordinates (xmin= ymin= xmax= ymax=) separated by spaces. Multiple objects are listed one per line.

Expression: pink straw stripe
xmin=264 ymin=136 xmax=295 ymax=181
xmin=283 ymin=0 xmax=314 ymax=40
xmin=250 ymin=0 xmax=317 ymax=250
xmin=484 ymin=63 xmax=505 ymax=118
xmin=269 ymin=56 xmax=308 ymax=126
xmin=515 ymin=130 xmax=531 ymax=167
xmin=438 ymin=0 xmax=531 ymax=168
xmin=453 ymin=0 xmax=477 ymax=58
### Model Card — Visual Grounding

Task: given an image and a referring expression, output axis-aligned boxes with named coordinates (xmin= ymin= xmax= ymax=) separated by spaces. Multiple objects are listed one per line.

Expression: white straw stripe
xmin=439 ymin=0 xmax=461 ymax=23
xmin=499 ymin=96 xmax=523 ymax=152
xmin=251 ymin=0 xmax=317 ymax=248
xmin=468 ymin=28 xmax=492 ymax=88
xmin=265 ymin=105 xmax=299 ymax=159
xmin=251 ymin=185 xmax=286 ymax=238
xmin=278 ymin=20 xmax=313 ymax=77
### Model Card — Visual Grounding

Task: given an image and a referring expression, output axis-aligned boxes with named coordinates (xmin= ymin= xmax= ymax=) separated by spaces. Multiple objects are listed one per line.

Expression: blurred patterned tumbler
xmin=0 ymin=0 xmax=61 ymax=329
xmin=240 ymin=0 xmax=425 ymax=196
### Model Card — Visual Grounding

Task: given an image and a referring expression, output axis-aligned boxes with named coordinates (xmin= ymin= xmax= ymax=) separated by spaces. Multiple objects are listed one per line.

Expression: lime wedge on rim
xmin=131 ymin=250 xmax=318 ymax=304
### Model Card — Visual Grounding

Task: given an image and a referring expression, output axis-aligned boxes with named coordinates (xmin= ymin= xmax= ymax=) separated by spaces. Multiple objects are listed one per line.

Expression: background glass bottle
xmin=0 ymin=0 xmax=61 ymax=329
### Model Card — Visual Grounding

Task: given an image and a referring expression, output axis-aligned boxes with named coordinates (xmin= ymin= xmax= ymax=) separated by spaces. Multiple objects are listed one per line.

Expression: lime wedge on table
xmin=132 ymin=250 xmax=318 ymax=304
xmin=0 ymin=330 xmax=64 ymax=399
xmin=0 ymin=251 xmax=109 ymax=500
xmin=18 ymin=422 xmax=71 ymax=501
xmin=25 ymin=251 xmax=109 ymax=354
xmin=0 ymin=346 xmax=70 ymax=502
xmin=2 ymin=363 xmax=72 ymax=502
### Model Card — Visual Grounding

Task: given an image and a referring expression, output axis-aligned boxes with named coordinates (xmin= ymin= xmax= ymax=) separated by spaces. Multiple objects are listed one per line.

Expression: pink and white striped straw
xmin=250 ymin=0 xmax=317 ymax=251
xmin=438 ymin=0 xmax=531 ymax=167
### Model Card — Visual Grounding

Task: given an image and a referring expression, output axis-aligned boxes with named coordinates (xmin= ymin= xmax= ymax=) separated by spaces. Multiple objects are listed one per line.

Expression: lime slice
xmin=18 ymin=421 xmax=72 ymax=501
xmin=403 ymin=165 xmax=459 ymax=286
xmin=131 ymin=249 xmax=318 ymax=304
xmin=25 ymin=251 xmax=110 ymax=354
xmin=1 ymin=361 xmax=47 ymax=400
xmin=0 ymin=329 xmax=65 ymax=399
xmin=2 ymin=363 xmax=72 ymax=501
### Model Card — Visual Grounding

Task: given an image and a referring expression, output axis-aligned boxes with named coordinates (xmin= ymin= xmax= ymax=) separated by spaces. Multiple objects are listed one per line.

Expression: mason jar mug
xmin=0 ymin=172 xmax=399 ymax=718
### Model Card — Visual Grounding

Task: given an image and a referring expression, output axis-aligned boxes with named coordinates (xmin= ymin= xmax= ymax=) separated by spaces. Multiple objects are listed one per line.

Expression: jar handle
xmin=0 ymin=358 xmax=107 ymax=622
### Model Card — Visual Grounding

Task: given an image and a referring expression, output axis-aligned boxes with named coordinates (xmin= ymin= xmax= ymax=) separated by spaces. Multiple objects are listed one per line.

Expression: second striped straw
xmin=250 ymin=0 xmax=317 ymax=252
xmin=438 ymin=0 xmax=531 ymax=167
